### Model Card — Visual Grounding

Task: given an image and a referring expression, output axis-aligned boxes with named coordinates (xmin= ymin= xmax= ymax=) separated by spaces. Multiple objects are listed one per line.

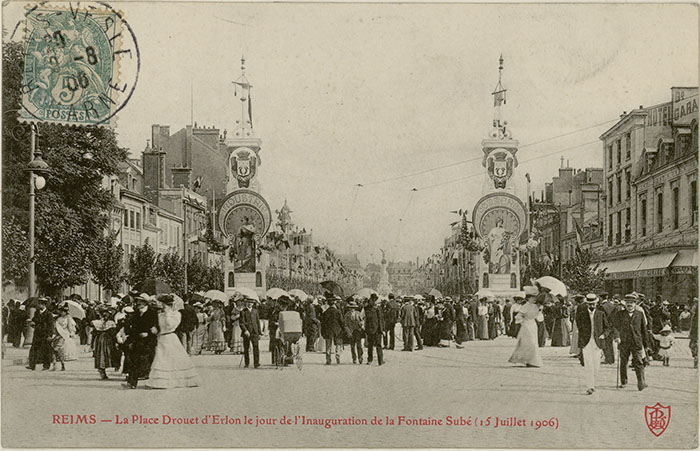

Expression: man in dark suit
xmin=576 ymin=294 xmax=610 ymax=395
xmin=613 ymin=293 xmax=649 ymax=391
xmin=382 ymin=294 xmax=399 ymax=350
xmin=597 ymin=292 xmax=616 ymax=364
xmin=503 ymin=299 xmax=512 ymax=336
xmin=321 ymin=296 xmax=345 ymax=364
xmin=365 ymin=295 xmax=385 ymax=365
xmin=26 ymin=298 xmax=54 ymax=371
xmin=123 ymin=295 xmax=158 ymax=389
xmin=240 ymin=298 xmax=261 ymax=368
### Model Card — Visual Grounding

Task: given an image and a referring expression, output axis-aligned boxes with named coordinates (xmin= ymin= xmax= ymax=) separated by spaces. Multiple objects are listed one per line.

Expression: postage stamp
xmin=19 ymin=2 xmax=139 ymax=127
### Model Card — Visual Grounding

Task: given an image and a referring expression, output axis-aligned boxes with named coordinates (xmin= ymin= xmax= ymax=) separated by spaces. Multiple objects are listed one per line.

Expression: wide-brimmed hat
xmin=158 ymin=294 xmax=175 ymax=305
xmin=585 ymin=293 xmax=599 ymax=304
xmin=523 ymin=286 xmax=538 ymax=297
xmin=660 ymin=324 xmax=672 ymax=333
xmin=346 ymin=301 xmax=359 ymax=308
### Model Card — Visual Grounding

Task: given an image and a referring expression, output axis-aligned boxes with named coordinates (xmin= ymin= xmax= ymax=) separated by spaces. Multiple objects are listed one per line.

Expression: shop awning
xmin=670 ymin=249 xmax=699 ymax=274
xmin=635 ymin=252 xmax=677 ymax=277
xmin=599 ymin=256 xmax=646 ymax=279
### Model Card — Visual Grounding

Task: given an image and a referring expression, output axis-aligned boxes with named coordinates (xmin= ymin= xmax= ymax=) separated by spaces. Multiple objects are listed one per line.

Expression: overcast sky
xmin=5 ymin=2 xmax=698 ymax=265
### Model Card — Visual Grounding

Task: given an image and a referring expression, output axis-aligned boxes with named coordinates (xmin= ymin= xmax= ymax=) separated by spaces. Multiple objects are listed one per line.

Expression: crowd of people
xmin=1 ymin=286 xmax=697 ymax=394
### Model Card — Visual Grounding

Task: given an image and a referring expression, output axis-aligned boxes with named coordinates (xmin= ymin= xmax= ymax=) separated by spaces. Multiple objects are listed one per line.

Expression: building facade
xmin=599 ymin=87 xmax=698 ymax=301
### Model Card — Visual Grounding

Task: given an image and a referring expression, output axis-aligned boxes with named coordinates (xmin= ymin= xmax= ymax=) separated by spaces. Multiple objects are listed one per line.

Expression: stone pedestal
xmin=224 ymin=260 xmax=267 ymax=299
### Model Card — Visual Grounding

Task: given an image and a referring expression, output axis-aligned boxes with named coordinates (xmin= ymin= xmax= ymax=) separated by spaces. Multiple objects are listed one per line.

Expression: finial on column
xmin=241 ymin=55 xmax=246 ymax=72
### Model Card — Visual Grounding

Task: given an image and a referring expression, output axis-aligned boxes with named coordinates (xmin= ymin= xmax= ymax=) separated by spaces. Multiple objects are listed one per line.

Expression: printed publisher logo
xmin=645 ymin=403 xmax=671 ymax=437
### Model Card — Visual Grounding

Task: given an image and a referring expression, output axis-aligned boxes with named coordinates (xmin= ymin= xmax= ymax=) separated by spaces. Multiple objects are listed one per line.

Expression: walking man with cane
xmin=612 ymin=293 xmax=649 ymax=391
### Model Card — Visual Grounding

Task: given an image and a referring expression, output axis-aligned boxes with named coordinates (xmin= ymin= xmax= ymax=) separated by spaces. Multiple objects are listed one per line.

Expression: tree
xmin=2 ymin=41 xmax=128 ymax=296
xmin=90 ymin=233 xmax=124 ymax=296
xmin=157 ymin=253 xmax=186 ymax=297
xmin=1 ymin=216 xmax=29 ymax=287
xmin=186 ymin=258 xmax=209 ymax=293
xmin=127 ymin=241 xmax=159 ymax=289
xmin=562 ymin=249 xmax=607 ymax=294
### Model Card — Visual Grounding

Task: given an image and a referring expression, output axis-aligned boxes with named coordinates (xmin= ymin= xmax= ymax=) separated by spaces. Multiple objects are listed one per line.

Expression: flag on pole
xmin=248 ymin=90 xmax=253 ymax=129
xmin=493 ymin=89 xmax=507 ymax=107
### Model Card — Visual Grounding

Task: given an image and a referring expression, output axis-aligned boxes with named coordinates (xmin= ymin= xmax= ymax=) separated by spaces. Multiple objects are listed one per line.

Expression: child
xmin=653 ymin=324 xmax=675 ymax=366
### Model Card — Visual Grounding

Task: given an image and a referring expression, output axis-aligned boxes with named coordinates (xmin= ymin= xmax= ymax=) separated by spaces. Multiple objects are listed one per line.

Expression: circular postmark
xmin=18 ymin=1 xmax=140 ymax=127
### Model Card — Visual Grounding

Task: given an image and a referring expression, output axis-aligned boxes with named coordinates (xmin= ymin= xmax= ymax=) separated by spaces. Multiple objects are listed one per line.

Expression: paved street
xmin=2 ymin=332 xmax=697 ymax=449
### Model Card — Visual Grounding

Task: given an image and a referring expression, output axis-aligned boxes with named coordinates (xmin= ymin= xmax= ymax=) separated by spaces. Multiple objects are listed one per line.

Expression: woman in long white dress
xmin=508 ymin=287 xmax=543 ymax=367
xmin=55 ymin=307 xmax=78 ymax=361
xmin=147 ymin=296 xmax=200 ymax=389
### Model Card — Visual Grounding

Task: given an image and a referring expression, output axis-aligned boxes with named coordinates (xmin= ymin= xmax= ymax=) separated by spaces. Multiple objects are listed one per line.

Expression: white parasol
xmin=203 ymin=289 xmax=228 ymax=302
xmin=62 ymin=300 xmax=85 ymax=319
xmin=535 ymin=276 xmax=568 ymax=297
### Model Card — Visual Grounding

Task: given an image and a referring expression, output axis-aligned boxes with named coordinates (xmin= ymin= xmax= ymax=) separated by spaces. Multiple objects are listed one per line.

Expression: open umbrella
xmin=535 ymin=276 xmax=567 ymax=297
xmin=288 ymin=289 xmax=307 ymax=299
xmin=355 ymin=288 xmax=377 ymax=299
xmin=136 ymin=279 xmax=172 ymax=296
xmin=62 ymin=300 xmax=86 ymax=320
xmin=428 ymin=288 xmax=443 ymax=298
xmin=233 ymin=287 xmax=260 ymax=302
xmin=203 ymin=289 xmax=228 ymax=302
xmin=266 ymin=287 xmax=290 ymax=300
xmin=414 ymin=294 xmax=425 ymax=300
xmin=320 ymin=280 xmax=344 ymax=298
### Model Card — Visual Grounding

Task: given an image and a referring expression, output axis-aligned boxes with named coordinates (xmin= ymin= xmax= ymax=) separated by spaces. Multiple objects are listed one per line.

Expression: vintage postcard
xmin=1 ymin=1 xmax=698 ymax=449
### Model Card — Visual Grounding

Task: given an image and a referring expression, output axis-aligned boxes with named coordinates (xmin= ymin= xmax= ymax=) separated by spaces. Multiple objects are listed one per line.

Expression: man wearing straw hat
xmin=576 ymin=293 xmax=610 ymax=395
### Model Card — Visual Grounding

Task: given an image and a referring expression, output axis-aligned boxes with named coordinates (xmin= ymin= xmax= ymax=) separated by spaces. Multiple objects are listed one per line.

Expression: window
xmin=672 ymin=186 xmax=679 ymax=229
xmin=640 ymin=197 xmax=647 ymax=237
xmin=135 ymin=212 xmax=141 ymax=230
xmin=625 ymin=169 xmax=631 ymax=199
xmin=608 ymin=180 xmax=614 ymax=207
xmin=691 ymin=180 xmax=698 ymax=226
xmin=129 ymin=210 xmax=135 ymax=229
xmin=625 ymin=133 xmax=631 ymax=160
xmin=123 ymin=210 xmax=129 ymax=229
xmin=607 ymin=145 xmax=613 ymax=170
xmin=657 ymin=191 xmax=664 ymax=233
xmin=616 ymin=140 xmax=621 ymax=166
xmin=616 ymin=212 xmax=621 ymax=245
xmin=616 ymin=175 xmax=622 ymax=203
xmin=625 ymin=208 xmax=631 ymax=242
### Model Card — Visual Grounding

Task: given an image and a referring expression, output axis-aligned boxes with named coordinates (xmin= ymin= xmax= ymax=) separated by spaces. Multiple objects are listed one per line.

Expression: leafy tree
xmin=562 ymin=249 xmax=607 ymax=294
xmin=90 ymin=233 xmax=124 ymax=295
xmin=205 ymin=265 xmax=224 ymax=291
xmin=2 ymin=41 xmax=128 ymax=296
xmin=2 ymin=215 xmax=29 ymax=287
xmin=127 ymin=240 xmax=159 ymax=288
xmin=157 ymin=252 xmax=186 ymax=297
xmin=186 ymin=258 xmax=209 ymax=293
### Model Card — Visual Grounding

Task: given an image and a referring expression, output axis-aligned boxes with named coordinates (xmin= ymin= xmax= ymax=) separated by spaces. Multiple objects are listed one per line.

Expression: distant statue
xmin=230 ymin=216 xmax=257 ymax=272
xmin=488 ymin=218 xmax=511 ymax=274
xmin=377 ymin=248 xmax=392 ymax=295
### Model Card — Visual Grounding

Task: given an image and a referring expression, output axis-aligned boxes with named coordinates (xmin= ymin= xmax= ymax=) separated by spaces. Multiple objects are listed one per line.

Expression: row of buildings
xmin=531 ymin=87 xmax=698 ymax=302
xmin=412 ymin=86 xmax=697 ymax=302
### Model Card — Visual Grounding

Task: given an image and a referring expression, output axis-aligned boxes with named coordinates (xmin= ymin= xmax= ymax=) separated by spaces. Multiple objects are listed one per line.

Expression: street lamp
xmin=25 ymin=124 xmax=50 ymax=298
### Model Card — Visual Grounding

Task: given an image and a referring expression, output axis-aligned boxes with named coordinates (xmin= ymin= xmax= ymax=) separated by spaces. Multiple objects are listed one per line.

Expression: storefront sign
xmin=672 ymin=87 xmax=699 ymax=126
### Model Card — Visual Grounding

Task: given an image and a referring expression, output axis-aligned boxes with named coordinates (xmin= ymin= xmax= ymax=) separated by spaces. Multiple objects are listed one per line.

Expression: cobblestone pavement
xmin=2 ymin=333 xmax=697 ymax=448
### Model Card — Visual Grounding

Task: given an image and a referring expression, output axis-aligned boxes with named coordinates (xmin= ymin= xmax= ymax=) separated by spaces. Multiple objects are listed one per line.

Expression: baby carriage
xmin=275 ymin=310 xmax=303 ymax=370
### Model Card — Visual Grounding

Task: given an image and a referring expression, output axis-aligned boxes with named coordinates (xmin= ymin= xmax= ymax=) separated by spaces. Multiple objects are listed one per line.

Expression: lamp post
xmin=26 ymin=124 xmax=50 ymax=298
xmin=23 ymin=124 xmax=50 ymax=347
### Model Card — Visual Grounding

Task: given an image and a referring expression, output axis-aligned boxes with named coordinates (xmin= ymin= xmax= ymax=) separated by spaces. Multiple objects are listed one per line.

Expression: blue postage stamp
xmin=19 ymin=3 xmax=137 ymax=127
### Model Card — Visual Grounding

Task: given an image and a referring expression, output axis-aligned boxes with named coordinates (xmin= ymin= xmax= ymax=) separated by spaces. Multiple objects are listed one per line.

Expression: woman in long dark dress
xmin=550 ymin=299 xmax=571 ymax=347
xmin=422 ymin=301 xmax=439 ymax=346
xmin=92 ymin=308 xmax=116 ymax=380
xmin=438 ymin=301 xmax=455 ymax=347
xmin=488 ymin=301 xmax=501 ymax=339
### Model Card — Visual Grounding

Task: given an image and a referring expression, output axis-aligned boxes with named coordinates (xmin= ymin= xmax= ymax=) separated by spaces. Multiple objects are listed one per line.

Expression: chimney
xmin=171 ymin=166 xmax=192 ymax=189
xmin=142 ymin=142 xmax=166 ymax=206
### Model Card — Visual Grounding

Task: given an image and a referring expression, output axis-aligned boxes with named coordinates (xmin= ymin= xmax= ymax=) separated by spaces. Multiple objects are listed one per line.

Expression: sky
xmin=4 ymin=2 xmax=698 ymax=266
